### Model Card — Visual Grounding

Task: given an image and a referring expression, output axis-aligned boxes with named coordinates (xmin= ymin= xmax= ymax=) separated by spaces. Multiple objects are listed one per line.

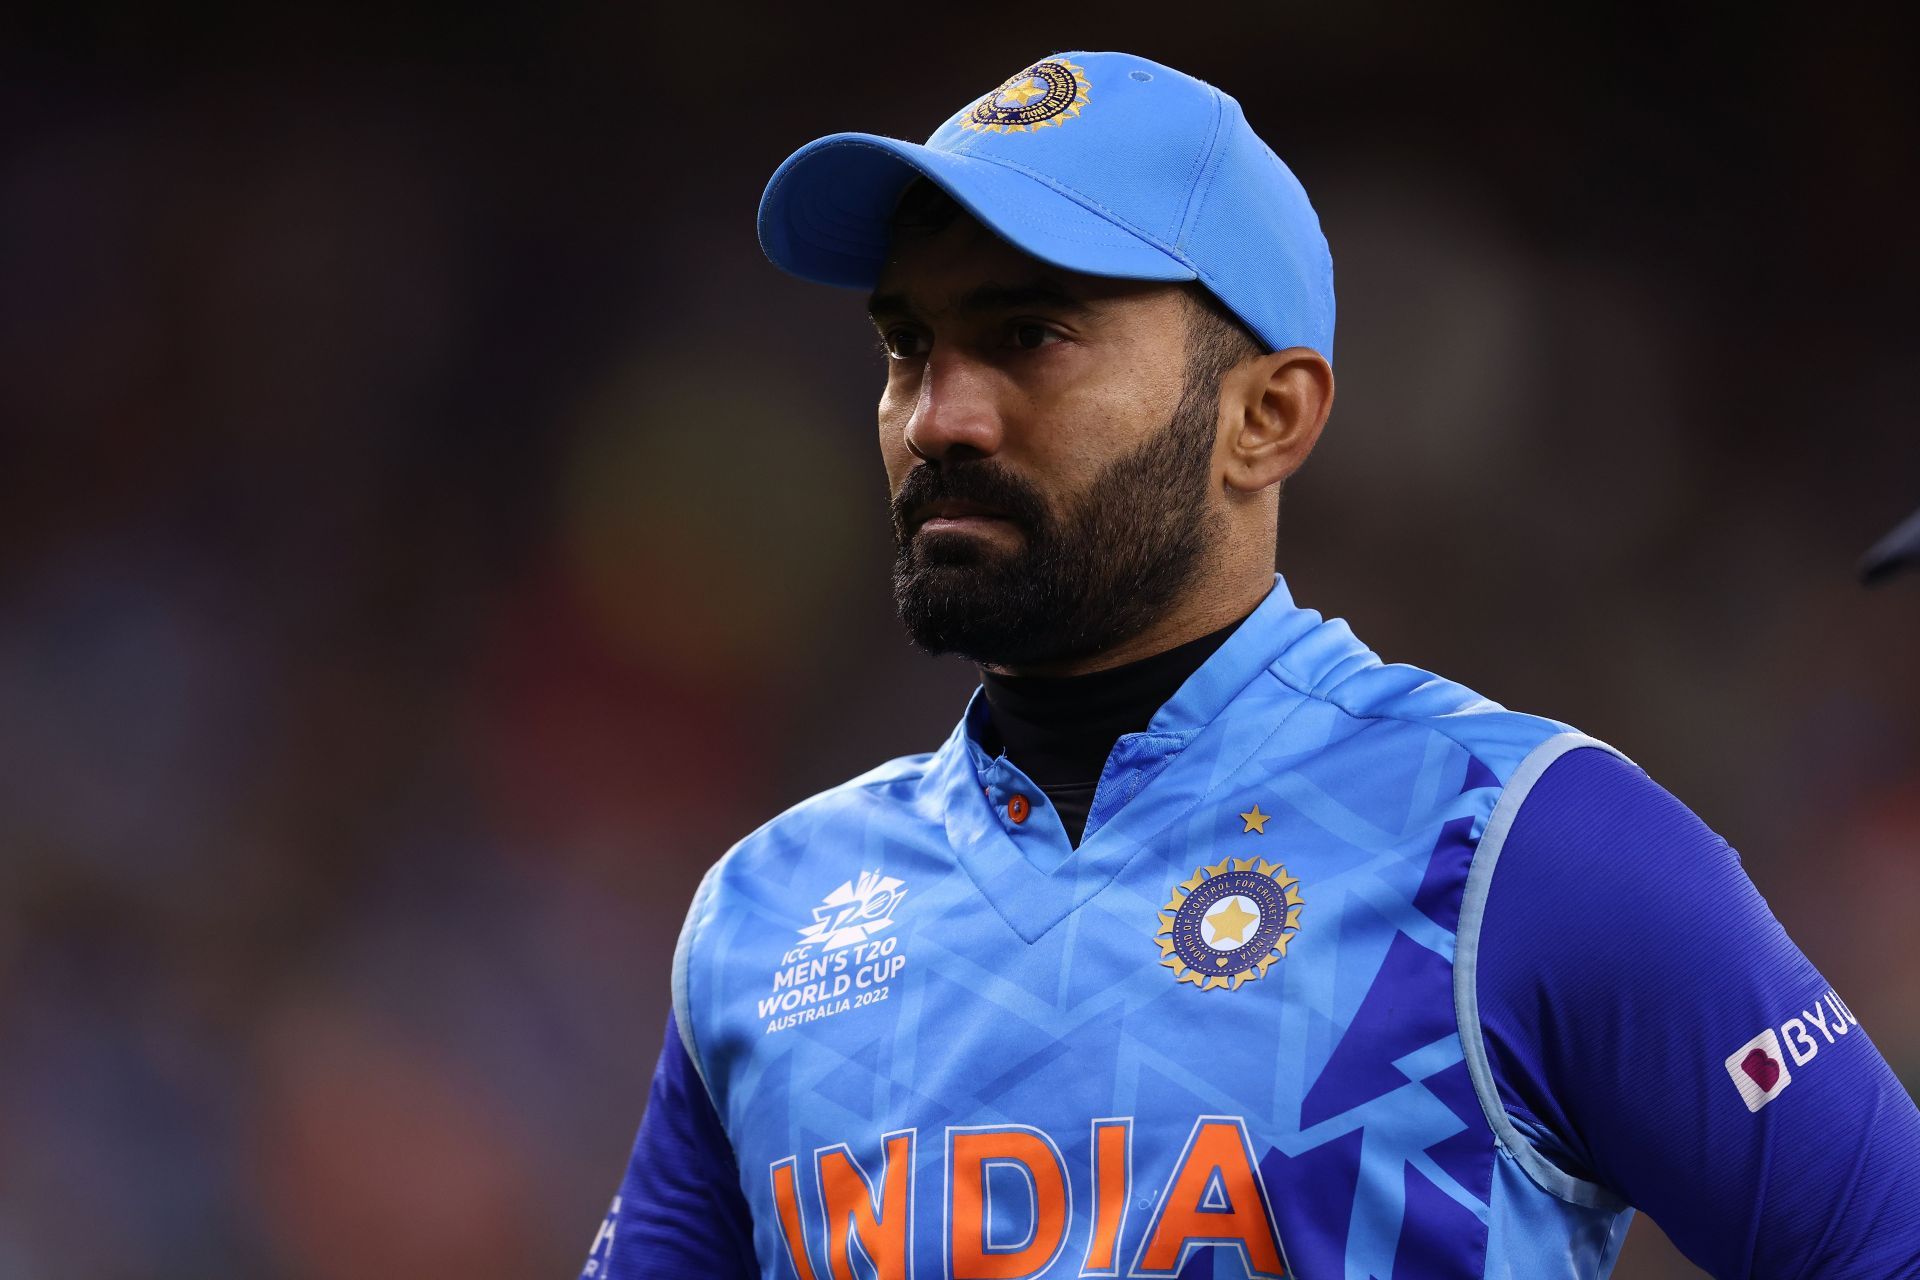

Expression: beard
xmin=889 ymin=373 xmax=1223 ymax=669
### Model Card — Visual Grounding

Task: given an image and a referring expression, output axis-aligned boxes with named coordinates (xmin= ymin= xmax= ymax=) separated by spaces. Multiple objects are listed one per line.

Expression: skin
xmin=869 ymin=211 xmax=1336 ymax=676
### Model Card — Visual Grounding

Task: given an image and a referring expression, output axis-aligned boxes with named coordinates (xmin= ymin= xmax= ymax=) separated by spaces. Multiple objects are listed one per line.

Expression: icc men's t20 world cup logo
xmin=794 ymin=870 xmax=908 ymax=955
xmin=762 ymin=871 xmax=912 ymax=1035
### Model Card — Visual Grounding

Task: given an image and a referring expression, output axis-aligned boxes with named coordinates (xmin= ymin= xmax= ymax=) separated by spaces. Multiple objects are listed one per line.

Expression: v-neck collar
xmin=932 ymin=575 xmax=1338 ymax=943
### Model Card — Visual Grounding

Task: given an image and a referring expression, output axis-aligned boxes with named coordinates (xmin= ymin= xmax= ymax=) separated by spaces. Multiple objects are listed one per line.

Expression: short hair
xmin=1181 ymin=285 xmax=1265 ymax=387
xmin=889 ymin=177 xmax=1265 ymax=384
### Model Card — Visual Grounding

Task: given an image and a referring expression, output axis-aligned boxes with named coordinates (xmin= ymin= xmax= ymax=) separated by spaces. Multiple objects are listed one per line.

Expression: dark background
xmin=2 ymin=4 xmax=1916 ymax=1276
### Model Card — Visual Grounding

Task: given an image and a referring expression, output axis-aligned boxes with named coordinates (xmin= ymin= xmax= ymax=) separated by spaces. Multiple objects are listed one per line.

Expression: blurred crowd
xmin=1 ymin=6 xmax=1915 ymax=1277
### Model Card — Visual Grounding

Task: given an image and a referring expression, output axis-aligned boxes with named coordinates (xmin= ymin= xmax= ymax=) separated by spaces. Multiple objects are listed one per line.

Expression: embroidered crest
xmin=1156 ymin=857 xmax=1303 ymax=991
xmin=960 ymin=59 xmax=1090 ymax=134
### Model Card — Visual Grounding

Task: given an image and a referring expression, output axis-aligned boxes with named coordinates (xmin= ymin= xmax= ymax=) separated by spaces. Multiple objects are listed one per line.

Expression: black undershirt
xmin=977 ymin=612 xmax=1251 ymax=847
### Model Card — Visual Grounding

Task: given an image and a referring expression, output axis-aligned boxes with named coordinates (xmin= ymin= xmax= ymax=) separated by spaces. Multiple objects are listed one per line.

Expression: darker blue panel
xmin=598 ymin=1013 xmax=759 ymax=1279
xmin=1422 ymin=1126 xmax=1488 ymax=1215
xmin=1458 ymin=754 xmax=1499 ymax=795
xmin=1259 ymin=1128 xmax=1363 ymax=1280
xmin=1423 ymin=1057 xmax=1480 ymax=1131
xmin=1476 ymin=745 xmax=1920 ymax=1274
xmin=1412 ymin=816 xmax=1476 ymax=932
xmin=1392 ymin=1162 xmax=1486 ymax=1279
xmin=1419 ymin=1060 xmax=1494 ymax=1206
xmin=1300 ymin=932 xmax=1454 ymax=1129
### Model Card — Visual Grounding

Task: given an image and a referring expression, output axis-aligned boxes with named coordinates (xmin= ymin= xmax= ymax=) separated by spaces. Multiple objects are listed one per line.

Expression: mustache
xmin=889 ymin=462 xmax=1051 ymax=543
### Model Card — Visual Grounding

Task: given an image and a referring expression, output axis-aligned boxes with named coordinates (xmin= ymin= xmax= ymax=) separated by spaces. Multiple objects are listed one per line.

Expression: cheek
xmin=1025 ymin=385 xmax=1159 ymax=477
xmin=878 ymin=440 xmax=914 ymax=494
xmin=876 ymin=394 xmax=916 ymax=487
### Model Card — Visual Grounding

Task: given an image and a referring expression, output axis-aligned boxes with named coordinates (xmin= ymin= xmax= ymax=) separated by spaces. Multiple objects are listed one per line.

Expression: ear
xmin=1218 ymin=348 xmax=1334 ymax=496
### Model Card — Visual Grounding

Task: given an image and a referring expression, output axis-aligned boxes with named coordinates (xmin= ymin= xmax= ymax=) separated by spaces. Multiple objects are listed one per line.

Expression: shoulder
xmin=1462 ymin=741 xmax=1785 ymax=1208
xmin=1475 ymin=744 xmax=1756 ymax=987
xmin=1468 ymin=746 xmax=1733 ymax=980
xmin=670 ymin=748 xmax=944 ymax=1087
xmin=678 ymin=747 xmax=944 ymax=948
xmin=710 ymin=749 xmax=942 ymax=877
xmin=1261 ymin=619 xmax=1600 ymax=785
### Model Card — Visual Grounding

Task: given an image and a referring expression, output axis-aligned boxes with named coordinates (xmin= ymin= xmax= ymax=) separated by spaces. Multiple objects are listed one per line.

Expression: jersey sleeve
xmin=1475 ymin=745 xmax=1920 ymax=1277
xmin=577 ymin=1010 xmax=759 ymax=1280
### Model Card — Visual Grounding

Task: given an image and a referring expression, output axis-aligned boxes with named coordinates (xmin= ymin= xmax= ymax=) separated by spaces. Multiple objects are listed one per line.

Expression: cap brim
xmin=1860 ymin=504 xmax=1920 ymax=585
xmin=758 ymin=133 xmax=1196 ymax=289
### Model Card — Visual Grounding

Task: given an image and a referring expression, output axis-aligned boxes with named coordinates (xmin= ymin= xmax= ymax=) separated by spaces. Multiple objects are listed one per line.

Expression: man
xmin=581 ymin=52 xmax=1920 ymax=1279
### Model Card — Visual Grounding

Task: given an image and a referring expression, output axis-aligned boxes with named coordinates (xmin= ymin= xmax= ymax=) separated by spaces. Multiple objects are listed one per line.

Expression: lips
xmin=889 ymin=461 xmax=1041 ymax=545
xmin=908 ymin=498 xmax=1012 ymax=532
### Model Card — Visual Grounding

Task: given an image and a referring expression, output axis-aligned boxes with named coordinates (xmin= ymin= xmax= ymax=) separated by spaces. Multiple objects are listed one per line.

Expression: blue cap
xmin=758 ymin=51 xmax=1335 ymax=361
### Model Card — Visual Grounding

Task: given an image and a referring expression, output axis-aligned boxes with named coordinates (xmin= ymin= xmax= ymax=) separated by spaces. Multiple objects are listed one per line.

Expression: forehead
xmin=870 ymin=208 xmax=1182 ymax=320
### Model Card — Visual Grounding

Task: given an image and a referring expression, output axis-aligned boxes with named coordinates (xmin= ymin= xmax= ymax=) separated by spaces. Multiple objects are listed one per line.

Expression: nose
xmin=902 ymin=350 xmax=1004 ymax=465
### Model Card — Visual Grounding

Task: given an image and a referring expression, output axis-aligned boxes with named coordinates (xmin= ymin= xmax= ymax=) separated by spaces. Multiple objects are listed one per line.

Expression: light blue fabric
xmin=1484 ymin=1155 xmax=1632 ymax=1279
xmin=675 ymin=576 xmax=1629 ymax=1277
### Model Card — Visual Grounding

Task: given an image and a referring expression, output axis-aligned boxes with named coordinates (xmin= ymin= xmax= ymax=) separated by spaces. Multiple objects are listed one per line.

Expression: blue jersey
xmin=582 ymin=577 xmax=1920 ymax=1279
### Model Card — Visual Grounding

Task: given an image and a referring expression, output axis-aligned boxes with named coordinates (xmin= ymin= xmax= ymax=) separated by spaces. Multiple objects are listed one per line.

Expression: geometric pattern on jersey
xmin=674 ymin=576 xmax=1633 ymax=1278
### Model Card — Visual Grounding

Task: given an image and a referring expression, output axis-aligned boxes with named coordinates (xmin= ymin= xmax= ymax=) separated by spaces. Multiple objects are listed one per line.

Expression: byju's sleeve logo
xmin=796 ymin=870 xmax=908 ymax=954
xmin=1724 ymin=1029 xmax=1792 ymax=1112
xmin=1724 ymin=987 xmax=1862 ymax=1113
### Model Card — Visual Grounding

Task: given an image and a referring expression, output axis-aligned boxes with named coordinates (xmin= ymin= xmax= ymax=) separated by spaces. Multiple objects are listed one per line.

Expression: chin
xmin=902 ymin=529 xmax=1013 ymax=570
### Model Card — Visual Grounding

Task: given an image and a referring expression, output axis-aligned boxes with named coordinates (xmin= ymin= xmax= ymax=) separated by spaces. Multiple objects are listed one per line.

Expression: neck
xmin=977 ymin=600 xmax=1257 ymax=845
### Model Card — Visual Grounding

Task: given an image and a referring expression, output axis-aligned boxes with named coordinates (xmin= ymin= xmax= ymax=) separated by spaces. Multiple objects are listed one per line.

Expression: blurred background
xmin=1 ymin=3 xmax=1916 ymax=1276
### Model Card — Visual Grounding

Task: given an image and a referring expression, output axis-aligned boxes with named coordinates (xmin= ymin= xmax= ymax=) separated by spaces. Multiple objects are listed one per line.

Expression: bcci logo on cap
xmin=1158 ymin=857 xmax=1304 ymax=991
xmin=960 ymin=59 xmax=1090 ymax=134
xmin=794 ymin=870 xmax=908 ymax=954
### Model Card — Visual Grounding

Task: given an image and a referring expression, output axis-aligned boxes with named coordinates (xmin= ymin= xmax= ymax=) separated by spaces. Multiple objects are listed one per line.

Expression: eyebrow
xmin=866 ymin=280 xmax=1091 ymax=323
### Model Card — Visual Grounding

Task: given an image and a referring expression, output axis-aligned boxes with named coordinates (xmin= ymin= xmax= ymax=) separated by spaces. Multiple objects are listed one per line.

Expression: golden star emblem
xmin=1239 ymin=803 xmax=1270 ymax=834
xmin=1001 ymin=76 xmax=1045 ymax=106
xmin=1157 ymin=856 xmax=1305 ymax=991
xmin=1205 ymin=896 xmax=1259 ymax=947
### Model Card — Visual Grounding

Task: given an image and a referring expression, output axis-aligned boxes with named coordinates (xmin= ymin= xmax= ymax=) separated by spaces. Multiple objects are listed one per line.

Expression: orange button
xmin=1007 ymin=793 xmax=1030 ymax=824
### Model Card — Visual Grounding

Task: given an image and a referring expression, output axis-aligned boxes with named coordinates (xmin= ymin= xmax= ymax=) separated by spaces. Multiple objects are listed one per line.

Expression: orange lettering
xmin=948 ymin=1126 xmax=1071 ymax=1279
xmin=1136 ymin=1118 xmax=1285 ymax=1277
xmin=770 ymin=1157 xmax=821 ymax=1280
xmin=817 ymin=1131 xmax=914 ymax=1280
xmin=1082 ymin=1119 xmax=1131 ymax=1274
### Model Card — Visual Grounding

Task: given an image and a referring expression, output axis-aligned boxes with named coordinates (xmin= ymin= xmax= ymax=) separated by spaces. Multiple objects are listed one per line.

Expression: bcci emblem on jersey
xmin=1157 ymin=857 xmax=1304 ymax=991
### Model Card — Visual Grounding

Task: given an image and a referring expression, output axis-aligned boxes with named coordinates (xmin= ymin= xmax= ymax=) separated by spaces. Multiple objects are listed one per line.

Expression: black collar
xmin=978 ymin=614 xmax=1249 ymax=788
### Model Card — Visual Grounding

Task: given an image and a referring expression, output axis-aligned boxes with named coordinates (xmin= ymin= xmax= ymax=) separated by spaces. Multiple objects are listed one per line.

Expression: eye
xmin=1007 ymin=321 xmax=1060 ymax=351
xmin=880 ymin=327 xmax=927 ymax=359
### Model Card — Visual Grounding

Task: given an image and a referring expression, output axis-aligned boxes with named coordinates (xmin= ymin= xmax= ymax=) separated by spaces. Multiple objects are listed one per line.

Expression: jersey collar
xmin=931 ymin=574 xmax=1347 ymax=941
